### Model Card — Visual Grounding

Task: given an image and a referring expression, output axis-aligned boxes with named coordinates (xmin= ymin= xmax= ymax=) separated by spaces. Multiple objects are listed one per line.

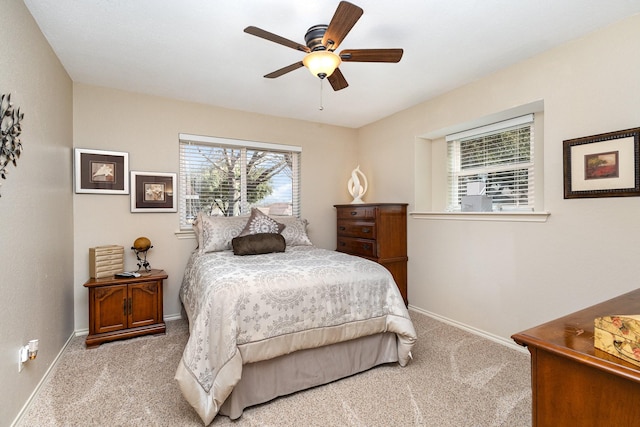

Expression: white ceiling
xmin=24 ymin=0 xmax=640 ymax=128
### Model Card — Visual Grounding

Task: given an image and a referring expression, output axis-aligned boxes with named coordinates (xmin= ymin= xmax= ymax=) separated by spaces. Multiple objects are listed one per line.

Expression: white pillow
xmin=196 ymin=213 xmax=250 ymax=253
xmin=272 ymin=216 xmax=313 ymax=246
xmin=194 ymin=213 xmax=312 ymax=252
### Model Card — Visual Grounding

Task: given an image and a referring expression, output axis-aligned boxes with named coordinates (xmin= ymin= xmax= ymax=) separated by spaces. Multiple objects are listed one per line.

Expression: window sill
xmin=409 ymin=211 xmax=550 ymax=223
xmin=175 ymin=230 xmax=195 ymax=239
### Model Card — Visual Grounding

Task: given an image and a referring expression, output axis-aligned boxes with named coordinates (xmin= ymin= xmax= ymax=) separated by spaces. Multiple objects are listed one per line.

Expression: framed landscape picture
xmin=74 ymin=148 xmax=129 ymax=194
xmin=563 ymin=127 xmax=640 ymax=199
xmin=130 ymin=171 xmax=177 ymax=212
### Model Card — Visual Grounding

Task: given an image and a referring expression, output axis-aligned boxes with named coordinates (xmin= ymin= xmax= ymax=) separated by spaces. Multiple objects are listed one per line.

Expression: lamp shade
xmin=302 ymin=51 xmax=341 ymax=79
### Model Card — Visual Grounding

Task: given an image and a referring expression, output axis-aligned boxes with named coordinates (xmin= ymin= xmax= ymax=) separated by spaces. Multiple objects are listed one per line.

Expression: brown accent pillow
xmin=232 ymin=233 xmax=286 ymax=256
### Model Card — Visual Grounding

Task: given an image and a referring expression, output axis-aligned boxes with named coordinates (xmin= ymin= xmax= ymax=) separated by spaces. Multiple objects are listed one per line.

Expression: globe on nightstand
xmin=132 ymin=237 xmax=153 ymax=272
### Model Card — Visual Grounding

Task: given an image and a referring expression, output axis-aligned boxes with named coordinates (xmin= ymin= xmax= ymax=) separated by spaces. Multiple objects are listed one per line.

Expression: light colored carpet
xmin=17 ymin=310 xmax=531 ymax=426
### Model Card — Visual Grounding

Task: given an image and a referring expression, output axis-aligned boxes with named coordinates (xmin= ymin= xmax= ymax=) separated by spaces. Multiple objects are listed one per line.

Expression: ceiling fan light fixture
xmin=302 ymin=50 xmax=341 ymax=79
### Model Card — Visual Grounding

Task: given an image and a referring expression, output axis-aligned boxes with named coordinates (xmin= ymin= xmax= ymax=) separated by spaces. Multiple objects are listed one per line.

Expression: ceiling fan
xmin=244 ymin=1 xmax=403 ymax=91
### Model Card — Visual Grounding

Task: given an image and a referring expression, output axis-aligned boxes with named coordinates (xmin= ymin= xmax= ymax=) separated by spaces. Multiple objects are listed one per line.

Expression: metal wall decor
xmin=0 ymin=93 xmax=24 ymax=197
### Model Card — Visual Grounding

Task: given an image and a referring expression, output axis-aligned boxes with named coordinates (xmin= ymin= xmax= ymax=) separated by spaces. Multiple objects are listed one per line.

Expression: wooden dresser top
xmin=512 ymin=288 xmax=640 ymax=381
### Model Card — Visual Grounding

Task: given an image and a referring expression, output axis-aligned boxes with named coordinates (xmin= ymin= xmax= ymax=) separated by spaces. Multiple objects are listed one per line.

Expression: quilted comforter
xmin=175 ymin=245 xmax=417 ymax=424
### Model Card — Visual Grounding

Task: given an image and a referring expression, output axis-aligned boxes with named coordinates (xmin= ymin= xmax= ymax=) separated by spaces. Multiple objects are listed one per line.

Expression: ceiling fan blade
xmin=328 ymin=68 xmax=349 ymax=91
xmin=340 ymin=49 xmax=404 ymax=63
xmin=322 ymin=1 xmax=363 ymax=51
xmin=264 ymin=61 xmax=305 ymax=78
xmin=244 ymin=26 xmax=310 ymax=53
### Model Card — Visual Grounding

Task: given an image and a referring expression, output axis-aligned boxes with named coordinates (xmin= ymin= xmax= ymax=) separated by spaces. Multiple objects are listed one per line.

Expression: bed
xmin=175 ymin=211 xmax=417 ymax=425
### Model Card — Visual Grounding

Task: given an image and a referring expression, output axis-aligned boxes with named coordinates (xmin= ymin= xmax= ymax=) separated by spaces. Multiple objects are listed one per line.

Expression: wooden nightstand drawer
xmin=337 ymin=220 xmax=376 ymax=239
xmin=337 ymin=237 xmax=377 ymax=257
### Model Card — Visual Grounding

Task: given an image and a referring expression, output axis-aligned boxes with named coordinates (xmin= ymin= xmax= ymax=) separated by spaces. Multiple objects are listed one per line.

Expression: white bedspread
xmin=175 ymin=245 xmax=416 ymax=425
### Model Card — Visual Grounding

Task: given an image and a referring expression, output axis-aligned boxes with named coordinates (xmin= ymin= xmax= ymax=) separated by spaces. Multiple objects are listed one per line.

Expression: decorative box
xmin=461 ymin=195 xmax=493 ymax=212
xmin=89 ymin=245 xmax=124 ymax=278
xmin=594 ymin=315 xmax=640 ymax=368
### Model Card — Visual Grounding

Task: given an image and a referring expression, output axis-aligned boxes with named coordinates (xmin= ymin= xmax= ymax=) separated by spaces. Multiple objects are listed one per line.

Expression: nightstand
xmin=84 ymin=269 xmax=167 ymax=348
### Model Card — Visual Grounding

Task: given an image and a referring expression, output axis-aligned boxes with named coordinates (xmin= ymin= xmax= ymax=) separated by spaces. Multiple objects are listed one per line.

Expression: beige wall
xmin=6 ymin=3 xmax=640 ymax=422
xmin=0 ymin=1 xmax=74 ymax=424
xmin=358 ymin=14 xmax=640 ymax=341
xmin=72 ymin=84 xmax=358 ymax=331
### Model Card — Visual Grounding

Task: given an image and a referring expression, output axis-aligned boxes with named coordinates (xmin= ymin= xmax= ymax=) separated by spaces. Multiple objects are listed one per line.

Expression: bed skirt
xmin=219 ymin=332 xmax=399 ymax=420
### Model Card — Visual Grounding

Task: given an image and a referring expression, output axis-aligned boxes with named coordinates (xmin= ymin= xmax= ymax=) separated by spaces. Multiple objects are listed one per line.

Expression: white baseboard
xmin=14 ymin=313 xmax=185 ymax=425
xmin=11 ymin=330 xmax=76 ymax=427
xmin=164 ymin=313 xmax=183 ymax=322
xmin=408 ymin=305 xmax=529 ymax=354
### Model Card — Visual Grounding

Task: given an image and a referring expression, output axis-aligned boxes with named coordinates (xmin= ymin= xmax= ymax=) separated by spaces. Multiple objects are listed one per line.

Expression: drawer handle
xmin=350 ymin=211 xmax=358 ymax=216
xmin=362 ymin=244 xmax=371 ymax=250
xmin=361 ymin=227 xmax=371 ymax=233
xmin=339 ymin=241 xmax=346 ymax=246
xmin=339 ymin=226 xmax=346 ymax=231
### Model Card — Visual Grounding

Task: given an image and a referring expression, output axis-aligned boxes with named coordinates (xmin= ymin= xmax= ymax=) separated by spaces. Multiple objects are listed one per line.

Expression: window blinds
xmin=178 ymin=134 xmax=301 ymax=229
xmin=447 ymin=115 xmax=534 ymax=212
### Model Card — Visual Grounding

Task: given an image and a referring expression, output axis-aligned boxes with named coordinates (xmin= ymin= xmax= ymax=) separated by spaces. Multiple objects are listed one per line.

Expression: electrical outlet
xmin=18 ymin=339 xmax=39 ymax=372
xmin=18 ymin=345 xmax=28 ymax=372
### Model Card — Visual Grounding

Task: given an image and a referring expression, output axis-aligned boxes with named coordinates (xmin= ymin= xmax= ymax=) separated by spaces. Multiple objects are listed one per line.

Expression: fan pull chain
xmin=319 ymin=79 xmax=324 ymax=111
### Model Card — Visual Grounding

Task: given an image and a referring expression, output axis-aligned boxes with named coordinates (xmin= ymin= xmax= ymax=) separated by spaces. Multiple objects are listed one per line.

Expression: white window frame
xmin=177 ymin=133 xmax=302 ymax=231
xmin=446 ymin=114 xmax=535 ymax=213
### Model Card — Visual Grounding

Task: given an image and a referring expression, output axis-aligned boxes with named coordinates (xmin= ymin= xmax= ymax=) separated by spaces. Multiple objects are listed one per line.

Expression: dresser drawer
xmin=337 ymin=220 xmax=376 ymax=239
xmin=336 ymin=206 xmax=376 ymax=220
xmin=336 ymin=237 xmax=377 ymax=258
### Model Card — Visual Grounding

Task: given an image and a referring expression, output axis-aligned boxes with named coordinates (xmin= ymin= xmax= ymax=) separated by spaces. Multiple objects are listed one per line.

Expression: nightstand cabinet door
xmin=93 ymin=284 xmax=128 ymax=334
xmin=84 ymin=269 xmax=167 ymax=348
xmin=334 ymin=203 xmax=408 ymax=305
xmin=129 ymin=280 xmax=161 ymax=328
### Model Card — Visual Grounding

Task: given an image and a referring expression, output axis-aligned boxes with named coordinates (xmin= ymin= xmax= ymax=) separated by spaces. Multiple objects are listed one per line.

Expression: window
xmin=178 ymin=134 xmax=301 ymax=229
xmin=446 ymin=114 xmax=534 ymax=212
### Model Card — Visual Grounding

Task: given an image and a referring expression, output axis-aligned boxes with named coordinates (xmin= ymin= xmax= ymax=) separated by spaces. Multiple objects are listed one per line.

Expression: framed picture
xmin=563 ymin=127 xmax=640 ymax=199
xmin=74 ymin=148 xmax=129 ymax=194
xmin=130 ymin=171 xmax=177 ymax=212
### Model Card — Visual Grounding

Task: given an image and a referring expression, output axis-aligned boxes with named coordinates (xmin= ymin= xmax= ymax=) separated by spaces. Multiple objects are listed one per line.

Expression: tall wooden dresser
xmin=334 ymin=203 xmax=408 ymax=305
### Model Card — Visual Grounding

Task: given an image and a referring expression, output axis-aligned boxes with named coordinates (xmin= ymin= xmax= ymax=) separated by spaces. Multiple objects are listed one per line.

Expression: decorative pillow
xmin=232 ymin=233 xmax=286 ymax=256
xmin=271 ymin=216 xmax=313 ymax=246
xmin=238 ymin=208 xmax=285 ymax=236
xmin=197 ymin=213 xmax=250 ymax=253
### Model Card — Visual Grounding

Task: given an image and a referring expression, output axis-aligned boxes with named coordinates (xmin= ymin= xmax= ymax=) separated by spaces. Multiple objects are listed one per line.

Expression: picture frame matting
xmin=130 ymin=171 xmax=177 ymax=212
xmin=563 ymin=127 xmax=640 ymax=199
xmin=74 ymin=148 xmax=129 ymax=194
